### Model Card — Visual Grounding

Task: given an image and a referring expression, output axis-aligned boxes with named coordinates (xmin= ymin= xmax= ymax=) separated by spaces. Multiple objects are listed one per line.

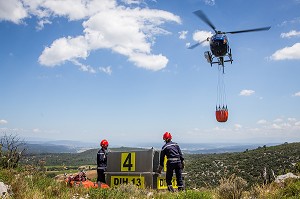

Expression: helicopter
xmin=188 ymin=10 xmax=271 ymax=73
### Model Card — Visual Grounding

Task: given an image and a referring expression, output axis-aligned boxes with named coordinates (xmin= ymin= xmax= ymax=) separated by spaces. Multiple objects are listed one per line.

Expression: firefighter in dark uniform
xmin=157 ymin=132 xmax=184 ymax=192
xmin=97 ymin=139 xmax=108 ymax=187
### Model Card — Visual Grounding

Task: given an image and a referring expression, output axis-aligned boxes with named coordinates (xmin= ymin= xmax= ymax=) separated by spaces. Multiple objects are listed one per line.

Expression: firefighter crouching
xmin=97 ymin=139 xmax=108 ymax=187
xmin=157 ymin=132 xmax=185 ymax=192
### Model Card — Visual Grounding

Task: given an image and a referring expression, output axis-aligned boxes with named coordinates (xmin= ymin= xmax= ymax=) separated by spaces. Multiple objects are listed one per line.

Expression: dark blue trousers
xmin=166 ymin=162 xmax=183 ymax=189
xmin=97 ymin=169 xmax=106 ymax=183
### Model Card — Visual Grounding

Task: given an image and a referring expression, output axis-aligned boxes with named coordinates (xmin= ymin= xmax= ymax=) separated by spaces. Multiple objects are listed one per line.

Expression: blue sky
xmin=0 ymin=0 xmax=300 ymax=146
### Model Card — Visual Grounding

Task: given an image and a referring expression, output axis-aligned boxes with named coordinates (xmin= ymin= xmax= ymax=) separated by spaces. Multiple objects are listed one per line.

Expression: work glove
xmin=156 ymin=165 xmax=163 ymax=174
xmin=181 ymin=161 xmax=185 ymax=169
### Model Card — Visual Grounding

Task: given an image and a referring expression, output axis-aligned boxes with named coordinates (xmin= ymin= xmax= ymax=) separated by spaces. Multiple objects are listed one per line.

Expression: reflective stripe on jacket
xmin=160 ymin=141 xmax=184 ymax=166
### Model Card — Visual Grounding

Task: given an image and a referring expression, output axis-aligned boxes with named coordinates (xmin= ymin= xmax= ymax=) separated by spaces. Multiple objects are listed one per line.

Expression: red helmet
xmin=100 ymin=139 xmax=109 ymax=148
xmin=163 ymin=132 xmax=172 ymax=141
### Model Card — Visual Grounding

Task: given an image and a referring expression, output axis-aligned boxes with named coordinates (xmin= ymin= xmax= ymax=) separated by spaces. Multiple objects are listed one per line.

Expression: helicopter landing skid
xmin=205 ymin=52 xmax=233 ymax=73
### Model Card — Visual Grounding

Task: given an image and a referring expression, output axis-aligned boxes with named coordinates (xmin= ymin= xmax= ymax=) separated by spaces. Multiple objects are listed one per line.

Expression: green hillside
xmin=21 ymin=147 xmax=148 ymax=166
xmin=184 ymin=142 xmax=300 ymax=188
xmin=21 ymin=142 xmax=300 ymax=188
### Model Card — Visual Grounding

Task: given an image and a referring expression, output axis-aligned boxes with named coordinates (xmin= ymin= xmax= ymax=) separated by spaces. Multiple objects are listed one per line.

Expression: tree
xmin=0 ymin=133 xmax=26 ymax=168
xmin=295 ymin=162 xmax=300 ymax=174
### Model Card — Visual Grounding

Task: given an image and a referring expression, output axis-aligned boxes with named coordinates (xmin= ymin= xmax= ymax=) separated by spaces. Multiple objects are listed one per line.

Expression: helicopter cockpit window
xmin=213 ymin=39 xmax=224 ymax=46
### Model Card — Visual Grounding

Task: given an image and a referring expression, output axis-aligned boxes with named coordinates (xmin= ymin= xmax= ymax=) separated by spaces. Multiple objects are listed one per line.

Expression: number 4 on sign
xmin=121 ymin=152 xmax=136 ymax=171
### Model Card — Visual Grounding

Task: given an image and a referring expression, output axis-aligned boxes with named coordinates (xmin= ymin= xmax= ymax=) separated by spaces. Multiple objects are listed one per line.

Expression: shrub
xmin=0 ymin=133 xmax=26 ymax=169
xmin=279 ymin=178 xmax=300 ymax=198
xmin=295 ymin=162 xmax=300 ymax=174
xmin=249 ymin=183 xmax=280 ymax=199
xmin=0 ymin=169 xmax=11 ymax=183
xmin=217 ymin=174 xmax=247 ymax=199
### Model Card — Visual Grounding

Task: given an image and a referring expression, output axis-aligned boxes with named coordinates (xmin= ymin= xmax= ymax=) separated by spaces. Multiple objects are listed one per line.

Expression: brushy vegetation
xmin=217 ymin=174 xmax=247 ymax=199
xmin=184 ymin=142 xmax=300 ymax=188
xmin=0 ymin=167 xmax=215 ymax=199
xmin=2 ymin=140 xmax=300 ymax=198
xmin=21 ymin=142 xmax=300 ymax=188
xmin=1 ymin=167 xmax=300 ymax=199
xmin=0 ymin=133 xmax=26 ymax=169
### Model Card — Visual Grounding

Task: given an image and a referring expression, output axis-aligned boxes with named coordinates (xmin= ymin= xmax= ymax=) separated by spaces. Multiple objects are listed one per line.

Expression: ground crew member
xmin=97 ymin=139 xmax=108 ymax=187
xmin=157 ymin=132 xmax=184 ymax=192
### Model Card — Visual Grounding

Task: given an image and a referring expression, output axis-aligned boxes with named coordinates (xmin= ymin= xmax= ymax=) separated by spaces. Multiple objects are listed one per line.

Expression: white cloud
xmin=2 ymin=0 xmax=181 ymax=72
xmin=1 ymin=0 xmax=116 ymax=23
xmin=72 ymin=60 xmax=96 ymax=73
xmin=36 ymin=19 xmax=52 ymax=31
xmin=279 ymin=17 xmax=300 ymax=27
xmin=33 ymin=128 xmax=40 ymax=133
xmin=185 ymin=42 xmax=191 ymax=48
xmin=257 ymin=119 xmax=267 ymax=124
xmin=0 ymin=0 xmax=28 ymax=24
xmin=37 ymin=0 xmax=116 ymax=21
xmin=239 ymin=89 xmax=255 ymax=96
xmin=61 ymin=6 xmax=179 ymax=70
xmin=270 ymin=43 xmax=300 ymax=60
xmin=263 ymin=116 xmax=298 ymax=131
xmin=99 ymin=66 xmax=112 ymax=75
xmin=271 ymin=123 xmax=282 ymax=129
xmin=122 ymin=0 xmax=143 ymax=4
xmin=0 ymin=120 xmax=8 ymax=124
xmin=288 ymin=118 xmax=297 ymax=122
xmin=274 ymin=118 xmax=283 ymax=123
xmin=39 ymin=36 xmax=89 ymax=66
xmin=203 ymin=0 xmax=216 ymax=6
xmin=183 ymin=116 xmax=300 ymax=143
xmin=1 ymin=127 xmax=62 ymax=138
xmin=293 ymin=91 xmax=300 ymax=96
xmin=268 ymin=120 xmax=294 ymax=130
xmin=128 ymin=52 xmax=168 ymax=71
xmin=281 ymin=30 xmax=300 ymax=38
xmin=192 ymin=30 xmax=213 ymax=47
xmin=179 ymin=31 xmax=188 ymax=39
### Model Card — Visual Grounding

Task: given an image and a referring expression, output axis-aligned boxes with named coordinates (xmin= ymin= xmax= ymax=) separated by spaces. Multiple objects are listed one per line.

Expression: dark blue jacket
xmin=97 ymin=148 xmax=108 ymax=170
xmin=160 ymin=141 xmax=184 ymax=167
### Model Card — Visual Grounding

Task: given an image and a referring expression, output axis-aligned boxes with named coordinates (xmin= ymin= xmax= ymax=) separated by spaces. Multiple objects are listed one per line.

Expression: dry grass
xmin=1 ymin=168 xmax=299 ymax=199
xmin=217 ymin=174 xmax=247 ymax=199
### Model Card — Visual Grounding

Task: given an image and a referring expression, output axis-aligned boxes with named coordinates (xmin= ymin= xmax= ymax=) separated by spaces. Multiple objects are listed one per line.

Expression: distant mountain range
xmin=23 ymin=139 xmax=281 ymax=154
xmin=23 ymin=140 xmax=98 ymax=154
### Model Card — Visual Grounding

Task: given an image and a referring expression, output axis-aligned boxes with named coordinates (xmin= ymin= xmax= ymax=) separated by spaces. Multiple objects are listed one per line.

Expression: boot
xmin=167 ymin=185 xmax=174 ymax=192
xmin=97 ymin=181 xmax=102 ymax=188
xmin=178 ymin=185 xmax=184 ymax=191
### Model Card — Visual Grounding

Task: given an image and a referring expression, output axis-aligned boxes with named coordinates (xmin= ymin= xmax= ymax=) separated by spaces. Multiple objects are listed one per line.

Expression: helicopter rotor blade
xmin=225 ymin=26 xmax=271 ymax=34
xmin=193 ymin=10 xmax=217 ymax=33
xmin=188 ymin=39 xmax=208 ymax=49
xmin=188 ymin=43 xmax=201 ymax=49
